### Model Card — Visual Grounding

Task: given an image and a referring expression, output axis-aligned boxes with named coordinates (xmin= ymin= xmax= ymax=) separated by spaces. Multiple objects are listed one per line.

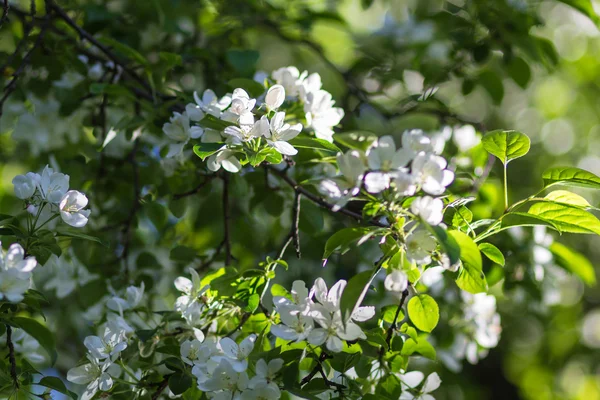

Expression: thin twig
xmin=300 ymin=352 xmax=344 ymax=391
xmin=380 ymin=288 xmax=410 ymax=358
xmin=0 ymin=3 xmax=50 ymax=117
xmin=6 ymin=324 xmax=19 ymax=389
xmin=266 ymin=166 xmax=387 ymax=228
xmin=225 ymin=312 xmax=250 ymax=337
xmin=222 ymin=173 xmax=232 ymax=265
xmin=48 ymin=1 xmax=156 ymax=100
xmin=151 ymin=377 xmax=169 ymax=400
xmin=173 ymin=174 xmax=216 ymax=200
xmin=0 ymin=0 xmax=9 ymax=28
xmin=292 ymin=191 xmax=301 ymax=258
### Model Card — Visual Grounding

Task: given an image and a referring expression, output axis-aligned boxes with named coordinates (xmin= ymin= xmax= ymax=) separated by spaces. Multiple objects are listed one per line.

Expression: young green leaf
xmin=550 ymin=242 xmax=596 ymax=286
xmin=499 ymin=212 xmax=560 ymax=232
xmin=478 ymin=243 xmax=505 ymax=266
xmin=407 ymin=294 xmax=439 ymax=333
xmin=542 ymin=166 xmax=600 ymax=189
xmin=481 ymin=130 xmax=530 ymax=165
xmin=193 ymin=143 xmax=225 ymax=161
xmin=227 ymin=78 xmax=266 ymax=99
xmin=544 ymin=190 xmax=591 ymax=208
xmin=169 ymin=371 xmax=193 ymax=395
xmin=322 ymin=227 xmax=384 ymax=264
xmin=450 ymin=231 xmax=487 ymax=293
xmin=289 ymin=137 xmax=341 ymax=153
xmin=339 ymin=268 xmax=378 ymax=325
xmin=527 ymin=202 xmax=600 ymax=235
xmin=426 ymin=225 xmax=461 ymax=266
xmin=197 ymin=114 xmax=236 ymax=131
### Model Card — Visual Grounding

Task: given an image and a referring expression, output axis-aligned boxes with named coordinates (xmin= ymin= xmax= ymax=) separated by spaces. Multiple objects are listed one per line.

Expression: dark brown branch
xmin=292 ymin=191 xmax=301 ymax=258
xmin=6 ymin=324 xmax=19 ymax=389
xmin=0 ymin=0 xmax=9 ymax=28
xmin=266 ymin=165 xmax=387 ymax=228
xmin=173 ymin=174 xmax=216 ymax=200
xmin=151 ymin=376 xmax=169 ymax=400
xmin=47 ymin=1 xmax=156 ymax=100
xmin=222 ymin=173 xmax=232 ymax=265
xmin=300 ymin=352 xmax=344 ymax=391
xmin=225 ymin=312 xmax=250 ymax=337
xmin=0 ymin=3 xmax=50 ymax=117
xmin=380 ymin=288 xmax=410 ymax=358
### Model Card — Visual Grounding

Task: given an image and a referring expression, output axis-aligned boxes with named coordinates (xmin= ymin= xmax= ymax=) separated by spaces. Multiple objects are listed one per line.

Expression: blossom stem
xmin=503 ymin=164 xmax=508 ymax=210
xmin=34 ymin=213 xmax=59 ymax=232
xmin=222 ymin=172 xmax=233 ymax=265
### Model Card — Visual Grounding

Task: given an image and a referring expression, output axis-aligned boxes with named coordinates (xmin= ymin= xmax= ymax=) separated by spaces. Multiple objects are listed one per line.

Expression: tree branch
xmin=0 ymin=0 xmax=9 ymax=28
xmin=292 ymin=191 xmax=301 ymax=258
xmin=221 ymin=173 xmax=233 ymax=265
xmin=6 ymin=324 xmax=19 ymax=389
xmin=0 ymin=2 xmax=50 ymax=117
xmin=151 ymin=376 xmax=169 ymax=400
xmin=300 ymin=352 xmax=344 ymax=392
xmin=380 ymin=288 xmax=410 ymax=358
xmin=266 ymin=165 xmax=387 ymax=228
xmin=173 ymin=174 xmax=216 ymax=200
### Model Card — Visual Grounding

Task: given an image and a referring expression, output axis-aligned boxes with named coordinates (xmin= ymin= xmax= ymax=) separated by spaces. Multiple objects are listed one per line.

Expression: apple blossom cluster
xmin=162 ymin=66 xmax=344 ymax=172
xmin=12 ymin=165 xmax=91 ymax=228
xmin=319 ymin=130 xmax=453 ymax=213
xmin=271 ymin=278 xmax=374 ymax=353
xmin=0 ymin=242 xmax=37 ymax=303
xmin=67 ymin=283 xmax=145 ymax=399
xmin=182 ymin=335 xmax=283 ymax=399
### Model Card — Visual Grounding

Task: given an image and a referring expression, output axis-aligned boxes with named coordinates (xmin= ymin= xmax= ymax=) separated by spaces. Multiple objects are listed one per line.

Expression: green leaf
xmin=450 ymin=231 xmax=487 ymax=293
xmin=11 ymin=317 xmax=57 ymax=365
xmin=550 ymin=242 xmax=596 ymax=286
xmin=193 ymin=142 xmax=225 ymax=161
xmin=544 ymin=190 xmax=591 ymax=208
xmin=500 ymin=212 xmax=560 ymax=232
xmin=542 ymin=167 xmax=600 ymax=189
xmin=55 ymin=230 xmax=104 ymax=245
xmin=169 ymin=372 xmax=192 ymax=395
xmin=98 ymin=37 xmax=149 ymax=67
xmin=289 ymin=137 xmax=341 ymax=154
xmin=228 ymin=78 xmax=266 ymax=99
xmin=478 ymin=70 xmax=504 ymax=104
xmin=478 ymin=243 xmax=505 ymax=266
xmin=506 ymin=57 xmax=531 ymax=88
xmin=481 ymin=130 xmax=530 ymax=165
xmin=322 ymin=227 xmax=384 ymax=264
xmin=159 ymin=52 xmax=182 ymax=68
xmin=339 ymin=268 xmax=377 ymax=325
xmin=527 ymin=202 xmax=600 ymax=235
xmin=407 ymin=294 xmax=439 ymax=333
xmin=400 ymin=336 xmax=436 ymax=360
xmin=226 ymin=50 xmax=260 ymax=77
xmin=426 ymin=225 xmax=461 ymax=266
xmin=197 ymin=114 xmax=236 ymax=131
xmin=38 ymin=376 xmax=73 ymax=398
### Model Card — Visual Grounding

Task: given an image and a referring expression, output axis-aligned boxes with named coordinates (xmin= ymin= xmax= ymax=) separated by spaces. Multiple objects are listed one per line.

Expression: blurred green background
xmin=2 ymin=0 xmax=600 ymax=399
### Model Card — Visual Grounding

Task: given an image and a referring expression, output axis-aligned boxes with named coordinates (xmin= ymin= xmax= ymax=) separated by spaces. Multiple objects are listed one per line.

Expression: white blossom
xmin=67 ymin=355 xmax=115 ymax=400
xmin=411 ymin=196 xmax=444 ymax=226
xmin=385 ymin=270 xmax=408 ymax=293
xmin=12 ymin=173 xmax=37 ymax=199
xmin=405 ymin=230 xmax=437 ymax=265
xmin=174 ymin=268 xmax=210 ymax=325
xmin=0 ymin=243 xmax=37 ymax=303
xmin=412 ymin=153 xmax=454 ymax=196
xmin=265 ymin=112 xmax=302 ymax=155
xmin=214 ymin=335 xmax=256 ymax=373
xmin=264 ymin=85 xmax=285 ymax=111
xmin=39 ymin=165 xmax=70 ymax=204
xmin=304 ymin=90 xmax=344 ymax=142
xmin=207 ymin=149 xmax=242 ymax=173
xmin=59 ymin=190 xmax=91 ymax=228
xmin=399 ymin=371 xmax=442 ymax=400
